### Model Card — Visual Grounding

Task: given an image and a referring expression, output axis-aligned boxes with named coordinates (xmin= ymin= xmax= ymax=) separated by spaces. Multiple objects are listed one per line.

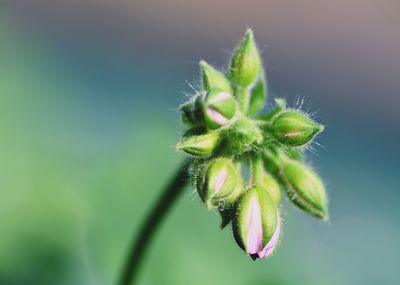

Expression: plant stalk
xmin=118 ymin=159 xmax=190 ymax=285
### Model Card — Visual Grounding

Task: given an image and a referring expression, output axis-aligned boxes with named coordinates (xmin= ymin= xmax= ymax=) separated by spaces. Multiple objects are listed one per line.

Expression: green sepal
xmin=248 ymin=68 xmax=267 ymax=116
xmin=260 ymin=98 xmax=286 ymax=121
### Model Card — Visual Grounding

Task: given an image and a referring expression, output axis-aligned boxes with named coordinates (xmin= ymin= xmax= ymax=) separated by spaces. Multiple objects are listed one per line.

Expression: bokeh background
xmin=1 ymin=1 xmax=399 ymax=285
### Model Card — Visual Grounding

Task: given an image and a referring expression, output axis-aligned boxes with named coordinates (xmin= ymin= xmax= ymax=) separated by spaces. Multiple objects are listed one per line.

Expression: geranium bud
xmin=270 ymin=110 xmax=324 ymax=147
xmin=176 ymin=130 xmax=220 ymax=156
xmin=200 ymin=60 xmax=232 ymax=94
xmin=230 ymin=29 xmax=261 ymax=88
xmin=197 ymin=158 xmax=238 ymax=209
xmin=200 ymin=88 xmax=237 ymax=130
xmin=252 ymin=158 xmax=282 ymax=206
xmin=233 ymin=187 xmax=280 ymax=260
xmin=260 ymin=173 xmax=281 ymax=207
xmin=281 ymin=157 xmax=329 ymax=220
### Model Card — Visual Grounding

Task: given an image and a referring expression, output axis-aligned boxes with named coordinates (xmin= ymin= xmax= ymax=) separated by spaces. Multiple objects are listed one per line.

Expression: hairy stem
xmin=118 ymin=159 xmax=190 ymax=285
xmin=235 ymin=86 xmax=251 ymax=114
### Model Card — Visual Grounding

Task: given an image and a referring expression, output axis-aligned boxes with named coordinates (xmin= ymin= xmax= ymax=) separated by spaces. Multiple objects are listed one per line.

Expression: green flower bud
xmin=252 ymin=157 xmax=281 ymax=206
xmin=281 ymin=157 xmax=329 ymax=220
xmin=200 ymin=60 xmax=232 ymax=94
xmin=176 ymin=130 xmax=220 ymax=156
xmin=248 ymin=69 xmax=267 ymax=116
xmin=270 ymin=110 xmax=324 ymax=147
xmin=227 ymin=117 xmax=263 ymax=153
xmin=233 ymin=186 xmax=280 ymax=260
xmin=230 ymin=29 xmax=261 ymax=88
xmin=197 ymin=158 xmax=238 ymax=209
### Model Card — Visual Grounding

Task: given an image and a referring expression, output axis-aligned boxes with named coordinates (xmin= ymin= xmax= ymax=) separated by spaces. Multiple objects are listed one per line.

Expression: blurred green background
xmin=1 ymin=1 xmax=399 ymax=285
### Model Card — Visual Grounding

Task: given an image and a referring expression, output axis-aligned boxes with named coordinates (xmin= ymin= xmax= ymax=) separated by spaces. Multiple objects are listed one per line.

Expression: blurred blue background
xmin=1 ymin=1 xmax=399 ymax=284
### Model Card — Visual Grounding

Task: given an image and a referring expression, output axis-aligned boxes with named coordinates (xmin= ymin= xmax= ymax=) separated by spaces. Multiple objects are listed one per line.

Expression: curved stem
xmin=118 ymin=159 xmax=190 ymax=285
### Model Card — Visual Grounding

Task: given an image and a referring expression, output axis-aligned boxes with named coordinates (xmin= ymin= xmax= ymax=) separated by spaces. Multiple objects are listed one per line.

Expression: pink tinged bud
xmin=233 ymin=187 xmax=280 ymax=260
xmin=246 ymin=195 xmax=264 ymax=254
xmin=270 ymin=110 xmax=324 ymax=147
xmin=197 ymin=158 xmax=238 ymax=208
xmin=253 ymin=220 xmax=280 ymax=260
xmin=201 ymin=88 xmax=238 ymax=130
xmin=212 ymin=167 xmax=227 ymax=195
xmin=205 ymin=107 xmax=229 ymax=126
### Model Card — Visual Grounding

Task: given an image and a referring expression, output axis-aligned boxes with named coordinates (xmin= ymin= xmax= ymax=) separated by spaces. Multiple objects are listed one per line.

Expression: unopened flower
xmin=230 ymin=29 xmax=261 ymax=88
xmin=175 ymin=29 xmax=329 ymax=262
xmin=199 ymin=88 xmax=237 ymax=130
xmin=233 ymin=187 xmax=280 ymax=260
xmin=270 ymin=110 xmax=324 ymax=147
xmin=281 ymin=156 xmax=329 ymax=220
xmin=200 ymin=60 xmax=232 ymax=94
xmin=176 ymin=130 xmax=220 ymax=156
xmin=252 ymin=157 xmax=282 ymax=206
xmin=197 ymin=158 xmax=238 ymax=208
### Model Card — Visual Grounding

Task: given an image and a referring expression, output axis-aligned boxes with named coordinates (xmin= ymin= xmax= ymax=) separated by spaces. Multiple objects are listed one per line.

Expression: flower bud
xmin=260 ymin=173 xmax=281 ymax=207
xmin=199 ymin=88 xmax=238 ymax=130
xmin=176 ymin=130 xmax=220 ymax=156
xmin=248 ymin=69 xmax=267 ymax=116
xmin=230 ymin=29 xmax=261 ymax=88
xmin=252 ymin=158 xmax=282 ymax=206
xmin=227 ymin=117 xmax=263 ymax=153
xmin=281 ymin=157 xmax=329 ymax=220
xmin=233 ymin=187 xmax=280 ymax=260
xmin=270 ymin=110 xmax=324 ymax=147
xmin=197 ymin=158 xmax=238 ymax=209
xmin=200 ymin=60 xmax=232 ymax=94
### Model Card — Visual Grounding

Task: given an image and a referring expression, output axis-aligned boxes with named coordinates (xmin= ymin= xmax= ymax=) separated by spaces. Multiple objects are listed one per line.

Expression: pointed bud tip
xmin=199 ymin=60 xmax=207 ymax=69
xmin=321 ymin=212 xmax=330 ymax=222
xmin=317 ymin=124 xmax=325 ymax=133
xmin=175 ymin=142 xmax=182 ymax=151
xmin=245 ymin=28 xmax=254 ymax=40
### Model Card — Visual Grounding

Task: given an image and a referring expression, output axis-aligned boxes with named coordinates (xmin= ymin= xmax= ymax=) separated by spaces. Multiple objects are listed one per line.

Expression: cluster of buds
xmin=176 ymin=29 xmax=328 ymax=260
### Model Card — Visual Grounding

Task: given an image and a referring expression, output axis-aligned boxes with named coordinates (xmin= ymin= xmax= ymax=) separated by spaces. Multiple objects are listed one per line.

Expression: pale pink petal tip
xmin=250 ymin=219 xmax=280 ymax=261
xmin=246 ymin=196 xmax=263 ymax=254
xmin=206 ymin=108 xmax=228 ymax=125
